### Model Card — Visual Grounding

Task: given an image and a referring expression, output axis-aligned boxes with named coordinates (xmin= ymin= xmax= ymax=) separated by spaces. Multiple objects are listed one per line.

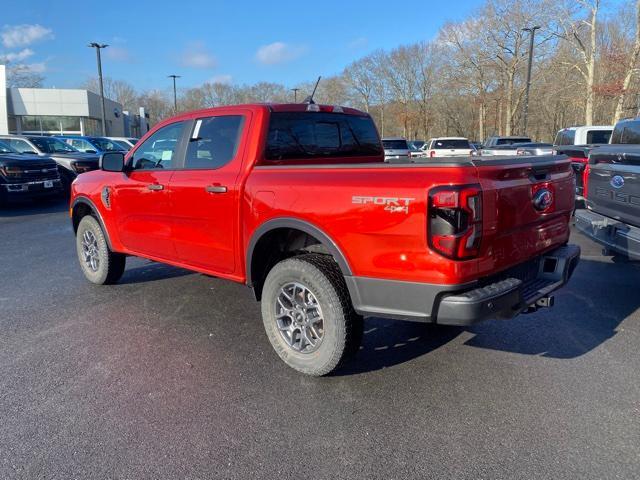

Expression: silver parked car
xmin=382 ymin=137 xmax=410 ymax=162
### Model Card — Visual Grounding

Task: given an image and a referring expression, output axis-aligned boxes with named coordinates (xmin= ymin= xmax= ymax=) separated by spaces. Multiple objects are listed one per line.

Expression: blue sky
xmin=2 ymin=0 xmax=487 ymax=91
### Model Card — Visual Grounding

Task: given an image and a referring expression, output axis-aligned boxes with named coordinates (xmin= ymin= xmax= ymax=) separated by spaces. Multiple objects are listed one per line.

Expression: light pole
xmin=522 ymin=26 xmax=541 ymax=135
xmin=88 ymin=42 xmax=108 ymax=136
xmin=168 ymin=75 xmax=181 ymax=113
xmin=291 ymin=88 xmax=300 ymax=102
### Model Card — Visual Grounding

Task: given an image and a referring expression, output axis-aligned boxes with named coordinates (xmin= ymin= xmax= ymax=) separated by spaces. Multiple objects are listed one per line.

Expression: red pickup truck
xmin=70 ymin=103 xmax=580 ymax=376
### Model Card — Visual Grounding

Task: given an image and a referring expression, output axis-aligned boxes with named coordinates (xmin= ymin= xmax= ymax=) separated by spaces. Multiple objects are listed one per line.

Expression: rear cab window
xmin=262 ymin=111 xmax=383 ymax=165
xmin=496 ymin=137 xmax=532 ymax=145
xmin=382 ymin=140 xmax=409 ymax=150
xmin=554 ymin=130 xmax=575 ymax=146
xmin=433 ymin=139 xmax=471 ymax=149
xmin=586 ymin=130 xmax=612 ymax=144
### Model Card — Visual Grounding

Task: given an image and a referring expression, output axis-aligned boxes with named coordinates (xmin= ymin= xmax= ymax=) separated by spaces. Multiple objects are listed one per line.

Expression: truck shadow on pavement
xmin=0 ymin=197 xmax=69 ymax=217
xmin=337 ymin=258 xmax=637 ymax=374
xmin=335 ymin=319 xmax=463 ymax=375
xmin=462 ymin=258 xmax=636 ymax=359
xmin=118 ymin=261 xmax=194 ymax=284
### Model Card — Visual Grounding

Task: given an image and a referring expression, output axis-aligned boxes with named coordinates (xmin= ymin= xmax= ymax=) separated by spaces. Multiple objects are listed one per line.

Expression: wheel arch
xmin=71 ymin=196 xmax=113 ymax=250
xmin=246 ymin=218 xmax=352 ymax=299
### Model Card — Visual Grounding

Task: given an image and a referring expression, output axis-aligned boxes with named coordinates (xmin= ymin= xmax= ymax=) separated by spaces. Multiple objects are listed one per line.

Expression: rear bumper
xmin=575 ymin=208 xmax=640 ymax=259
xmin=346 ymin=245 xmax=580 ymax=326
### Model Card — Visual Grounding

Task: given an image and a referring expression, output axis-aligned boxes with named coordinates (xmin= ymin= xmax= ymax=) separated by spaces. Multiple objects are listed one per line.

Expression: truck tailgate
xmin=587 ymin=146 xmax=640 ymax=228
xmin=473 ymin=156 xmax=575 ymax=276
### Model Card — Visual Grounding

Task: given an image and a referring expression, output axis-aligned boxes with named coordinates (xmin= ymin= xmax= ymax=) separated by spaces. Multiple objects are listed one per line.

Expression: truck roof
xmin=559 ymin=125 xmax=612 ymax=131
xmin=149 ymin=103 xmax=370 ymax=133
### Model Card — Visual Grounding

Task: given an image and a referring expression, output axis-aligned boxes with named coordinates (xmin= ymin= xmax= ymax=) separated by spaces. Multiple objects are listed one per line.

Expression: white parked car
xmin=553 ymin=126 xmax=612 ymax=146
xmin=422 ymin=137 xmax=473 ymax=158
xmin=482 ymin=142 xmax=550 ymax=156
xmin=382 ymin=137 xmax=410 ymax=162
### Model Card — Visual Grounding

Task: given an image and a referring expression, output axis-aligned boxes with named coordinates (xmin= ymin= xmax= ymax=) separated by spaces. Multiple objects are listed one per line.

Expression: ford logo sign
xmin=611 ymin=175 xmax=625 ymax=189
xmin=533 ymin=188 xmax=553 ymax=211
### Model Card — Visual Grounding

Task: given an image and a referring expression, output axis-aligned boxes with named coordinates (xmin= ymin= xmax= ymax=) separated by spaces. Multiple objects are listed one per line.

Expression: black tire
xmin=261 ymin=253 xmax=363 ymax=376
xmin=76 ymin=215 xmax=126 ymax=285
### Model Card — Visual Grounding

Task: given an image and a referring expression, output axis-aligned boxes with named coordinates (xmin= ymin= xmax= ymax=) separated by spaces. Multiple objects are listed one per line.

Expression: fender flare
xmin=71 ymin=196 xmax=113 ymax=250
xmin=245 ymin=217 xmax=352 ymax=286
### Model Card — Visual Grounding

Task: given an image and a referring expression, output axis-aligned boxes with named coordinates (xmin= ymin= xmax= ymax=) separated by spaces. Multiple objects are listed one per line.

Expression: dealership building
xmin=0 ymin=65 xmax=148 ymax=138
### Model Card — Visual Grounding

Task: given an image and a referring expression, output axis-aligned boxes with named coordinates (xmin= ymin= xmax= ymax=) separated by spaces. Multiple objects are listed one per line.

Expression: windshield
xmin=382 ymin=140 xmax=408 ymax=150
xmin=28 ymin=136 xmax=78 ymax=154
xmin=113 ymin=140 xmax=132 ymax=150
xmin=0 ymin=140 xmax=18 ymax=154
xmin=90 ymin=137 xmax=126 ymax=152
xmin=129 ymin=138 xmax=139 ymax=145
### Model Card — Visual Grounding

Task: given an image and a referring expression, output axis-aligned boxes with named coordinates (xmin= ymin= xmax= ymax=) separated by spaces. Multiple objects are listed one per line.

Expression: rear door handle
xmin=205 ymin=185 xmax=227 ymax=194
xmin=147 ymin=184 xmax=164 ymax=191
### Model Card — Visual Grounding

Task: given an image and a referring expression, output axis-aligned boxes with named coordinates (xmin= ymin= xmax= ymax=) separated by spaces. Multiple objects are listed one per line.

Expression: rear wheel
xmin=261 ymin=254 xmax=363 ymax=376
xmin=76 ymin=215 xmax=125 ymax=285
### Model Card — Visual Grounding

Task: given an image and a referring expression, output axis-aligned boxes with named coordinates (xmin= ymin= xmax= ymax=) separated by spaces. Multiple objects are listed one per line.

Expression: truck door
xmin=168 ymin=112 xmax=250 ymax=274
xmin=111 ymin=120 xmax=186 ymax=259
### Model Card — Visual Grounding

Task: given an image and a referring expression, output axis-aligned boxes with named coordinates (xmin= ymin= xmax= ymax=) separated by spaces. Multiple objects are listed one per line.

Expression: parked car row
xmin=0 ymin=134 xmax=139 ymax=205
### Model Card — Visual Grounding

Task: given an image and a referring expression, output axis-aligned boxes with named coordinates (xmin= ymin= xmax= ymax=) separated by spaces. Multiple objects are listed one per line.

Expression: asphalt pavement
xmin=1 ymin=198 xmax=639 ymax=479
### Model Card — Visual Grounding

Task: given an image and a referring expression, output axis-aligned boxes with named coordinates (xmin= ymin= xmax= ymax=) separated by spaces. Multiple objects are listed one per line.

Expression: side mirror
xmin=100 ymin=151 xmax=126 ymax=172
xmin=86 ymin=149 xmax=98 ymax=154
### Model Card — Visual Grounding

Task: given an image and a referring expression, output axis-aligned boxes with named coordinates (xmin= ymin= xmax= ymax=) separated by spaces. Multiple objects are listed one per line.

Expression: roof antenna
xmin=303 ymin=76 xmax=321 ymax=104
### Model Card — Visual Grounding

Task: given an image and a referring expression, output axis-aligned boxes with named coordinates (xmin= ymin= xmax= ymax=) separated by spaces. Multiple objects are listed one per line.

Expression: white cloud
xmin=1 ymin=24 xmax=53 ymax=48
xmin=255 ymin=42 xmax=306 ymax=65
xmin=2 ymin=48 xmax=34 ymax=62
xmin=209 ymin=74 xmax=233 ymax=84
xmin=105 ymin=46 xmax=132 ymax=62
xmin=348 ymin=37 xmax=368 ymax=50
xmin=26 ymin=62 xmax=46 ymax=73
xmin=181 ymin=42 xmax=217 ymax=69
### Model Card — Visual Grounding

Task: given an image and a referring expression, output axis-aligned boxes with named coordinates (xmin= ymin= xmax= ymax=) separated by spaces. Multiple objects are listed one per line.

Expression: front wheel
xmin=76 ymin=215 xmax=126 ymax=285
xmin=261 ymin=254 xmax=363 ymax=376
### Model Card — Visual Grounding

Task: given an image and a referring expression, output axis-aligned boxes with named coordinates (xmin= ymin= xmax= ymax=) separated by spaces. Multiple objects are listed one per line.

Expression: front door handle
xmin=205 ymin=185 xmax=227 ymax=194
xmin=147 ymin=184 xmax=164 ymax=191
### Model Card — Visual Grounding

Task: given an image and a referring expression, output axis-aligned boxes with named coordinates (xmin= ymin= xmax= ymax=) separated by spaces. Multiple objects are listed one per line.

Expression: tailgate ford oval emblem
xmin=533 ymin=188 xmax=553 ymax=211
xmin=611 ymin=175 xmax=624 ymax=189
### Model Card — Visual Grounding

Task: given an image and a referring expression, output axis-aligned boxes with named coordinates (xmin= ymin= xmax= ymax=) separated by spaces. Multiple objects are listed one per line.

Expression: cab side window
xmin=71 ymin=139 xmax=89 ymax=151
xmin=7 ymin=139 xmax=33 ymax=153
xmin=184 ymin=116 xmax=244 ymax=169
xmin=131 ymin=122 xmax=185 ymax=170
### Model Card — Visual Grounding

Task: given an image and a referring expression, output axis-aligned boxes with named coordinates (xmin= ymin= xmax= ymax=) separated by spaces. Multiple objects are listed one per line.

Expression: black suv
xmin=0 ymin=141 xmax=63 ymax=204
xmin=0 ymin=135 xmax=99 ymax=192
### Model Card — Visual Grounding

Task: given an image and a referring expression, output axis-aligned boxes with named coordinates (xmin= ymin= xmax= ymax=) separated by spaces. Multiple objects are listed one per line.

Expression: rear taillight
xmin=583 ymin=164 xmax=590 ymax=198
xmin=428 ymin=185 xmax=483 ymax=260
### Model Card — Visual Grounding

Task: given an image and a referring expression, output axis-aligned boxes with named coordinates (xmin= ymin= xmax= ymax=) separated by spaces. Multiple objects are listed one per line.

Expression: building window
xmin=83 ymin=118 xmax=102 ymax=136
xmin=8 ymin=115 xmax=17 ymax=133
xmin=17 ymin=115 xmax=82 ymax=135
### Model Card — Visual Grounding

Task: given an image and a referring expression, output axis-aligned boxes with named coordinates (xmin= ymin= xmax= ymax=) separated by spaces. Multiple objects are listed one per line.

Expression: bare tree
xmin=558 ymin=0 xmax=601 ymax=125
xmin=81 ymin=77 xmax=138 ymax=111
xmin=343 ymin=55 xmax=378 ymax=112
xmin=613 ymin=0 xmax=640 ymax=123
xmin=2 ymin=61 xmax=44 ymax=87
